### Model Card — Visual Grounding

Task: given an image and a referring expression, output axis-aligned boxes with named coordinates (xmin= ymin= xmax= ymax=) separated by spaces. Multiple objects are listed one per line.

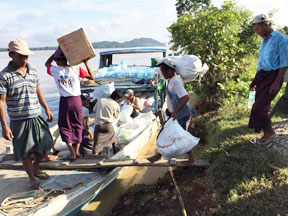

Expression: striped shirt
xmin=257 ymin=31 xmax=288 ymax=71
xmin=0 ymin=61 xmax=41 ymax=120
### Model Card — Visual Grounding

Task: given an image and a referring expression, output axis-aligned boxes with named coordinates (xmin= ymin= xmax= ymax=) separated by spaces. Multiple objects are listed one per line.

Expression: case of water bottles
xmin=95 ymin=61 xmax=158 ymax=80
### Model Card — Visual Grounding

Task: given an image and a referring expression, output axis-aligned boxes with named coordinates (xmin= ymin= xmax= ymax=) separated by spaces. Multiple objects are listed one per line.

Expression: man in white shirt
xmin=93 ymin=90 xmax=123 ymax=154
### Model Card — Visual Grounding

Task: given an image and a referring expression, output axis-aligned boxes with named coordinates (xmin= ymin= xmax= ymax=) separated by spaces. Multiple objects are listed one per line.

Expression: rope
xmin=169 ymin=166 xmax=187 ymax=216
xmin=0 ymin=188 xmax=64 ymax=215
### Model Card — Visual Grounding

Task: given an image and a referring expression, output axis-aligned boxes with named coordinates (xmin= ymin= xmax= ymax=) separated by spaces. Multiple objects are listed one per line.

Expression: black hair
xmin=81 ymin=93 xmax=90 ymax=101
xmin=159 ymin=63 xmax=176 ymax=72
xmin=110 ymin=90 xmax=123 ymax=100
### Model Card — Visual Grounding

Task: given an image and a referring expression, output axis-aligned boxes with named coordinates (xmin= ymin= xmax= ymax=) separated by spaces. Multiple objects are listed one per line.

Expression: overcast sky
xmin=0 ymin=0 xmax=287 ymax=48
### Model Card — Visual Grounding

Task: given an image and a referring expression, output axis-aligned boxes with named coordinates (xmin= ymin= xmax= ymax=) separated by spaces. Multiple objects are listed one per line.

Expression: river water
xmin=0 ymin=48 xmax=166 ymax=137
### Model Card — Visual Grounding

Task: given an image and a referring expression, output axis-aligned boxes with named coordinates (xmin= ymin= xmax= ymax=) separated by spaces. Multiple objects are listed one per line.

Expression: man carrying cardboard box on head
xmin=45 ymin=46 xmax=94 ymax=161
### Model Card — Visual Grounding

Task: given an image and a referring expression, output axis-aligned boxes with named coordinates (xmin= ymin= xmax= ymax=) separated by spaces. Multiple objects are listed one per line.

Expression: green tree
xmin=169 ymin=0 xmax=259 ymax=112
xmin=176 ymin=0 xmax=211 ymax=17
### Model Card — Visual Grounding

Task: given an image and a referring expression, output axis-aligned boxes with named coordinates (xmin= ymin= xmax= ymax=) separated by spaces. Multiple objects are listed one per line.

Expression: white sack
xmin=169 ymin=55 xmax=209 ymax=83
xmin=157 ymin=118 xmax=200 ymax=159
xmin=137 ymin=111 xmax=155 ymax=121
xmin=91 ymin=82 xmax=115 ymax=100
xmin=54 ymin=137 xmax=68 ymax=152
xmin=116 ymin=123 xmax=147 ymax=144
xmin=119 ymin=104 xmax=133 ymax=123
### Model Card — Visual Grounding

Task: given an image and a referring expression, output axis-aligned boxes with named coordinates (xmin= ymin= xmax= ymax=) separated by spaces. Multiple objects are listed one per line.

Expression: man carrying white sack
xmin=147 ymin=57 xmax=195 ymax=164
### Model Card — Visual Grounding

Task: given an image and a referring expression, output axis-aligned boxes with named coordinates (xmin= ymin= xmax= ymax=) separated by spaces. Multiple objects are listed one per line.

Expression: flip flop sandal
xmin=257 ymin=134 xmax=277 ymax=145
xmin=249 ymin=138 xmax=257 ymax=145
xmin=35 ymin=171 xmax=50 ymax=180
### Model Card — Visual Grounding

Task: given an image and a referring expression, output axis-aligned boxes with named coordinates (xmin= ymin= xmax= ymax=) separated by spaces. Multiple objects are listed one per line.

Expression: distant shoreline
xmin=0 ymin=37 xmax=166 ymax=52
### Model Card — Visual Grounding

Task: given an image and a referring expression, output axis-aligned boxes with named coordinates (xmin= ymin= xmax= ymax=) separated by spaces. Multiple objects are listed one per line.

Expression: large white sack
xmin=169 ymin=55 xmax=209 ymax=83
xmin=157 ymin=118 xmax=200 ymax=159
xmin=119 ymin=104 xmax=133 ymax=123
xmin=91 ymin=82 xmax=115 ymax=100
xmin=137 ymin=111 xmax=155 ymax=121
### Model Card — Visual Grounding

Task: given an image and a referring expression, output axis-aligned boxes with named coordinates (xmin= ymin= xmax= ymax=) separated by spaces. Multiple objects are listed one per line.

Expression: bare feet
xmin=41 ymin=155 xmax=59 ymax=162
xmin=257 ymin=133 xmax=277 ymax=145
xmin=261 ymin=132 xmax=276 ymax=140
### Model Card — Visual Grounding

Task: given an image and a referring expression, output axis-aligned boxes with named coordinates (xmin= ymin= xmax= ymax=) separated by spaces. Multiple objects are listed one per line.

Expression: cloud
xmin=0 ymin=0 xmax=177 ymax=47
xmin=0 ymin=2 xmax=10 ymax=9
xmin=17 ymin=11 xmax=45 ymax=22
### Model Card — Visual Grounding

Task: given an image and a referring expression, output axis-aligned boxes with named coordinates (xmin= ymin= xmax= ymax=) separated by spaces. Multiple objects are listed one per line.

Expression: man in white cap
xmin=248 ymin=14 xmax=288 ymax=145
xmin=124 ymin=89 xmax=141 ymax=118
xmin=0 ymin=40 xmax=54 ymax=189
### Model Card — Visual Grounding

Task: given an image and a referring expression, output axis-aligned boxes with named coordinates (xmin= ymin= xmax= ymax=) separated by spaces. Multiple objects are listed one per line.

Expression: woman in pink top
xmin=45 ymin=47 xmax=94 ymax=161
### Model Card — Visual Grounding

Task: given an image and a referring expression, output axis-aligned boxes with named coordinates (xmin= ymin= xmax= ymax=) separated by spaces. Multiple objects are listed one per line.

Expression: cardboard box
xmin=57 ymin=28 xmax=96 ymax=66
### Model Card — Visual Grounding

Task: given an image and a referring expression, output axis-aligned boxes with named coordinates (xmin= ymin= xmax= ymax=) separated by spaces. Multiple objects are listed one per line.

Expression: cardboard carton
xmin=57 ymin=28 xmax=96 ymax=66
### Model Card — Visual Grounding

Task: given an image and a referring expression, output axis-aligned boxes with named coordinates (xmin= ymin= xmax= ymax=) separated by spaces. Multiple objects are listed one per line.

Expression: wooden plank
xmin=98 ymin=159 xmax=210 ymax=168
xmin=0 ymin=158 xmax=209 ymax=170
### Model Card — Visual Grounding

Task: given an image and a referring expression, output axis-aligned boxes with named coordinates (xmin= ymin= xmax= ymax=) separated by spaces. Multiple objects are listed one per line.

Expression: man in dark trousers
xmin=249 ymin=14 xmax=288 ymax=145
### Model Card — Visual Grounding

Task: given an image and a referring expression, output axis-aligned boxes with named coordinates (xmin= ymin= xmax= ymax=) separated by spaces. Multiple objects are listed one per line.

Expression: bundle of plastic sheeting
xmin=162 ymin=55 xmax=209 ymax=83
xmin=157 ymin=118 xmax=200 ymax=159
xmin=119 ymin=104 xmax=133 ymax=123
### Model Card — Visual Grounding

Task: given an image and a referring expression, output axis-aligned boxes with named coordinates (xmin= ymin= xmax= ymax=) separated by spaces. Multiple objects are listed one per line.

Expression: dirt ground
xmin=109 ymin=166 xmax=217 ymax=216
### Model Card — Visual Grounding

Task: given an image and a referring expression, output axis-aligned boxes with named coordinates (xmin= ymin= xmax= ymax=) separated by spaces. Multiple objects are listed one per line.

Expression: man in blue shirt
xmin=249 ymin=14 xmax=288 ymax=145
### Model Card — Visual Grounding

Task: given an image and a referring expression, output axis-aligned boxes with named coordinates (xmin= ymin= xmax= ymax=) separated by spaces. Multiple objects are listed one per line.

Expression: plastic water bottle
xmin=120 ymin=61 xmax=127 ymax=70
xmin=248 ymin=91 xmax=255 ymax=109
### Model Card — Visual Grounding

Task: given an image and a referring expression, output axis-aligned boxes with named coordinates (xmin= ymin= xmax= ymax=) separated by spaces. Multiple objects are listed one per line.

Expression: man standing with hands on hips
xmin=248 ymin=14 xmax=288 ymax=145
xmin=0 ymin=40 xmax=54 ymax=189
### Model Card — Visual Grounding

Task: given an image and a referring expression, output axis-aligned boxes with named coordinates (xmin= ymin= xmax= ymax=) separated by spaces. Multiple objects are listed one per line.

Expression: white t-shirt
xmin=47 ymin=65 xmax=87 ymax=97
xmin=167 ymin=75 xmax=188 ymax=113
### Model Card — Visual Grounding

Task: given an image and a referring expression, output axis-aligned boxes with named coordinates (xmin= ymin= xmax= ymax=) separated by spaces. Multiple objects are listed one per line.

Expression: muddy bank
xmin=109 ymin=167 xmax=216 ymax=216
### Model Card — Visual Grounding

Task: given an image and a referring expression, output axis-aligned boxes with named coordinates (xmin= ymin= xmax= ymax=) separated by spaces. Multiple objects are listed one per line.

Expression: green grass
xmin=197 ymin=95 xmax=288 ymax=215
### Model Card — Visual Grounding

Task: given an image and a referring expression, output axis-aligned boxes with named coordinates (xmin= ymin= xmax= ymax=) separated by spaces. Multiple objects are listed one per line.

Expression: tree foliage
xmin=169 ymin=0 xmax=260 ymax=111
xmin=176 ymin=0 xmax=211 ymax=17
